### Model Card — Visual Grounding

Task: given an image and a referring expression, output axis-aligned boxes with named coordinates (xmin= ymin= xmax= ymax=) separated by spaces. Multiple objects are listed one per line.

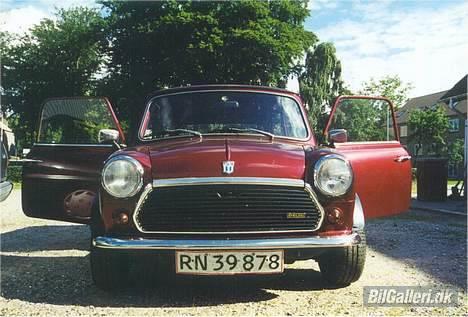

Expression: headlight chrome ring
xmin=101 ymin=155 xmax=144 ymax=198
xmin=313 ymin=154 xmax=353 ymax=197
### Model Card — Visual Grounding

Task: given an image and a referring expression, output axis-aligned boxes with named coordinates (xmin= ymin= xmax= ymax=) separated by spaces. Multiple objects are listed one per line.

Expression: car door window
xmin=323 ymin=96 xmax=410 ymax=219
xmin=38 ymin=98 xmax=119 ymax=144
xmin=327 ymin=98 xmax=397 ymax=142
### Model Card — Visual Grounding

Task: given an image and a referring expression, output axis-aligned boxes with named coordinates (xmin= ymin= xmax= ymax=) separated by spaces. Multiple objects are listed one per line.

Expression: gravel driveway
xmin=1 ymin=190 xmax=466 ymax=316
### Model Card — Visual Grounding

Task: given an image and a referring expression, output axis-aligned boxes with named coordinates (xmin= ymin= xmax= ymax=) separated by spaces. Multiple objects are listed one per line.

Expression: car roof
xmin=147 ymin=84 xmax=300 ymax=99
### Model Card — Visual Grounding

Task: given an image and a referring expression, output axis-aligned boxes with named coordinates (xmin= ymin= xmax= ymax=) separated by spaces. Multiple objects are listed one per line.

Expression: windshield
xmin=140 ymin=91 xmax=308 ymax=140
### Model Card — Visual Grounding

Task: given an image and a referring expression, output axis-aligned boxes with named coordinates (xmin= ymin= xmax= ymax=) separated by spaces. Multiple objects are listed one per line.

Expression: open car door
xmin=324 ymin=96 xmax=411 ymax=218
xmin=22 ymin=97 xmax=125 ymax=224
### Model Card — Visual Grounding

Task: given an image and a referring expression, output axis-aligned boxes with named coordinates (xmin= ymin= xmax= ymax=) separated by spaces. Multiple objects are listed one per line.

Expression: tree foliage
xmin=360 ymin=75 xmax=413 ymax=109
xmin=329 ymin=99 xmax=394 ymax=142
xmin=2 ymin=1 xmax=318 ymax=145
xmin=99 ymin=0 xmax=315 ymax=137
xmin=408 ymin=105 xmax=448 ymax=157
xmin=1 ymin=7 xmax=107 ymax=147
xmin=449 ymin=138 xmax=464 ymax=165
xmin=298 ymin=42 xmax=343 ymax=136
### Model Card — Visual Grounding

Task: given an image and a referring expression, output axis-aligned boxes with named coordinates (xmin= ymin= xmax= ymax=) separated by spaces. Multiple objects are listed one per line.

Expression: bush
xmin=7 ymin=165 xmax=22 ymax=183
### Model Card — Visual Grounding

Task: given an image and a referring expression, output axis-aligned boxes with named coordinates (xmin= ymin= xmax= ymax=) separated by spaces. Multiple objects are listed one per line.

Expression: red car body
xmin=21 ymin=85 xmax=411 ymax=289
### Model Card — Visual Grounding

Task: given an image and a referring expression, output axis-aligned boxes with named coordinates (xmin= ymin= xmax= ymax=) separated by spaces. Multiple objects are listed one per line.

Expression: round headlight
xmin=314 ymin=154 xmax=353 ymax=196
xmin=102 ymin=156 xmax=144 ymax=198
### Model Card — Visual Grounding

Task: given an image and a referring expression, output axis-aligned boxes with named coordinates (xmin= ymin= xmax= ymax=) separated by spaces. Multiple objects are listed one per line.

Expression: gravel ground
xmin=1 ymin=189 xmax=467 ymax=316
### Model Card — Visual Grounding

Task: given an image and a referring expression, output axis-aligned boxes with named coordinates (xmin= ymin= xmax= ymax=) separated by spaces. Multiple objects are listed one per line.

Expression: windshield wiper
xmin=211 ymin=127 xmax=274 ymax=140
xmin=158 ymin=128 xmax=202 ymax=139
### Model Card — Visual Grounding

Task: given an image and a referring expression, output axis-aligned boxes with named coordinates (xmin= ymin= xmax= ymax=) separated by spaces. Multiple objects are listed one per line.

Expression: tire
xmin=89 ymin=197 xmax=130 ymax=291
xmin=318 ymin=230 xmax=366 ymax=287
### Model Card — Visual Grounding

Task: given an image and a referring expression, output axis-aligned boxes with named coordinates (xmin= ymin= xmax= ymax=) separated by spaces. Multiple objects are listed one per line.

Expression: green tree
xmin=2 ymin=1 xmax=321 ymax=145
xmin=99 ymin=0 xmax=315 ymax=137
xmin=299 ymin=42 xmax=344 ymax=136
xmin=408 ymin=105 xmax=448 ymax=157
xmin=328 ymin=99 xmax=393 ymax=142
xmin=360 ymin=75 xmax=413 ymax=109
xmin=449 ymin=138 xmax=464 ymax=167
xmin=1 ymin=7 xmax=107 ymax=148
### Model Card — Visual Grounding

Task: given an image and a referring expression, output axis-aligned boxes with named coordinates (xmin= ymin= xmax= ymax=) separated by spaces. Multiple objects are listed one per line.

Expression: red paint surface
xmin=147 ymin=136 xmax=306 ymax=179
xmin=333 ymin=141 xmax=411 ymax=218
xmin=322 ymin=95 xmax=411 ymax=218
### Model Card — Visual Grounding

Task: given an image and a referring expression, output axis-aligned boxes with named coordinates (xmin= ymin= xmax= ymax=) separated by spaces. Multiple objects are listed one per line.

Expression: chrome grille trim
xmin=153 ymin=177 xmax=305 ymax=188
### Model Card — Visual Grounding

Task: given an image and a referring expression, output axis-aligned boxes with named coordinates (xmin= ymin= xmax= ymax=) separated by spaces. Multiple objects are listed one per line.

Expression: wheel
xmin=89 ymin=196 xmax=130 ymax=290
xmin=318 ymin=230 xmax=366 ymax=287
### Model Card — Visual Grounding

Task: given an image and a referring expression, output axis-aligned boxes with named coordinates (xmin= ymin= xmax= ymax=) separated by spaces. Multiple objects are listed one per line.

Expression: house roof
xmin=396 ymin=90 xmax=448 ymax=124
xmin=440 ymin=74 xmax=467 ymax=100
xmin=397 ymin=74 xmax=468 ymax=124
xmin=440 ymin=74 xmax=467 ymax=117
xmin=445 ymin=98 xmax=467 ymax=117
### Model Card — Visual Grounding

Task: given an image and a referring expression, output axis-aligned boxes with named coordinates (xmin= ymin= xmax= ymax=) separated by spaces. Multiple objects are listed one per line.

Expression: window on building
xmin=448 ymin=118 xmax=459 ymax=132
xmin=400 ymin=125 xmax=408 ymax=137
xmin=448 ymin=162 xmax=458 ymax=178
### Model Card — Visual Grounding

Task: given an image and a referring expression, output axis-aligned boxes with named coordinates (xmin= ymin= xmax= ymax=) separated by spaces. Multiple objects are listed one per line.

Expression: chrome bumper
xmin=93 ymin=232 xmax=362 ymax=250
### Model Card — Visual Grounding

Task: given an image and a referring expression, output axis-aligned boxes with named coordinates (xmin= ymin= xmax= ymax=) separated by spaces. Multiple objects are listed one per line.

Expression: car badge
xmin=222 ymin=161 xmax=235 ymax=174
xmin=287 ymin=212 xmax=307 ymax=219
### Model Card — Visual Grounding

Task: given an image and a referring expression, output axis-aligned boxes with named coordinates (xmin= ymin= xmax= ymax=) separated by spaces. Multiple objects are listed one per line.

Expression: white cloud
xmin=0 ymin=6 xmax=50 ymax=34
xmin=0 ymin=0 xmax=98 ymax=35
xmin=313 ymin=1 xmax=468 ymax=97
xmin=308 ymin=0 xmax=338 ymax=12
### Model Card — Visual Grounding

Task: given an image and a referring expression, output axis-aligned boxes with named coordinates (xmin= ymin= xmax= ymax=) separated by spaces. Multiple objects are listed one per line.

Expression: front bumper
xmin=93 ymin=232 xmax=362 ymax=250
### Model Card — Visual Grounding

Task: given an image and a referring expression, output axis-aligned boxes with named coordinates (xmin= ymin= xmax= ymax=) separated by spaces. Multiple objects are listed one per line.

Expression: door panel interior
xmin=22 ymin=97 xmax=123 ymax=224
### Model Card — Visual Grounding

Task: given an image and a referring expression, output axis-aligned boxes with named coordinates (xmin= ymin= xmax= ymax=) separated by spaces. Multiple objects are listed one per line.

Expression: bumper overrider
xmin=94 ymin=177 xmax=365 ymax=250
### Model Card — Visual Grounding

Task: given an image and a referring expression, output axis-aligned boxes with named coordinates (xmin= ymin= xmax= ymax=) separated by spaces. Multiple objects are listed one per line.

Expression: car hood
xmin=147 ymin=137 xmax=306 ymax=180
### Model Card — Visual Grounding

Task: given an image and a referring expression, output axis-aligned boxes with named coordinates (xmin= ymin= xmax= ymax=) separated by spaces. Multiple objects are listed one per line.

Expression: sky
xmin=306 ymin=0 xmax=468 ymax=97
xmin=1 ymin=0 xmax=467 ymax=98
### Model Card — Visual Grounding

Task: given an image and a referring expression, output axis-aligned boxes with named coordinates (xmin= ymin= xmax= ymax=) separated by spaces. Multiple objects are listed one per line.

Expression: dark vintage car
xmin=22 ymin=85 xmax=411 ymax=290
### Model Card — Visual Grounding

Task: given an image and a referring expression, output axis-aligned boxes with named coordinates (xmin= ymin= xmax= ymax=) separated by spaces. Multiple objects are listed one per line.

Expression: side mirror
xmin=98 ymin=129 xmax=120 ymax=144
xmin=328 ymin=129 xmax=348 ymax=144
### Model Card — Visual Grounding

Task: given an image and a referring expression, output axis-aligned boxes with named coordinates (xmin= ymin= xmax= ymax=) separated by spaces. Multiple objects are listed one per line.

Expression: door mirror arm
xmin=112 ymin=141 xmax=122 ymax=150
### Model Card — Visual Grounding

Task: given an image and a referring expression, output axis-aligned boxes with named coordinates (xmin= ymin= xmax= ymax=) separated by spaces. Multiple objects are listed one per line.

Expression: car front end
xmin=90 ymin=86 xmax=366 ymax=289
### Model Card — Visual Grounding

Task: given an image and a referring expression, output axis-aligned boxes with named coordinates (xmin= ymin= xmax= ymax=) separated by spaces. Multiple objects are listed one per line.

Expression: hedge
xmin=7 ymin=165 xmax=22 ymax=183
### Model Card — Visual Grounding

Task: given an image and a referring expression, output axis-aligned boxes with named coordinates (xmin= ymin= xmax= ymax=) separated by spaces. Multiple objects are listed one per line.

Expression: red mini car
xmin=22 ymin=85 xmax=411 ymax=290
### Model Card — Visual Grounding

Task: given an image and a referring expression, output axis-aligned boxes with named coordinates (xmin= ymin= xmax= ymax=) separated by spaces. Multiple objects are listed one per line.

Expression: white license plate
xmin=175 ymin=250 xmax=284 ymax=275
